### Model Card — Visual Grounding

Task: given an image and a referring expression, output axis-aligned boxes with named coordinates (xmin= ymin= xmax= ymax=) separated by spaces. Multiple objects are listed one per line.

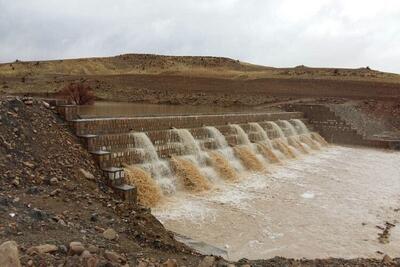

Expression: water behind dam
xmin=78 ymin=101 xmax=266 ymax=118
xmin=153 ymin=146 xmax=400 ymax=260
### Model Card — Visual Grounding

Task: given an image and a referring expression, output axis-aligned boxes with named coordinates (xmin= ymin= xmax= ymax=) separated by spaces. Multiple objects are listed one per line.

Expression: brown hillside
xmin=1 ymin=53 xmax=400 ymax=103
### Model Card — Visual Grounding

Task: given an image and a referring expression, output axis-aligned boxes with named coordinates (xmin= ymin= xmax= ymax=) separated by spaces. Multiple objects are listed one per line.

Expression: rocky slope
xmin=0 ymin=97 xmax=202 ymax=266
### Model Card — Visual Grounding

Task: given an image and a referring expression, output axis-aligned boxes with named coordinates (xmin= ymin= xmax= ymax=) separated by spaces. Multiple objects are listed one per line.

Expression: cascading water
xmin=230 ymin=124 xmax=251 ymax=145
xmin=206 ymin=126 xmax=244 ymax=172
xmin=257 ymin=143 xmax=281 ymax=164
xmin=172 ymin=128 xmax=219 ymax=186
xmin=122 ymin=119 xmax=329 ymax=208
xmin=230 ymin=124 xmax=266 ymax=171
xmin=172 ymin=129 xmax=206 ymax=164
xmin=311 ymin=132 xmax=329 ymax=146
xmin=266 ymin=121 xmax=301 ymax=157
xmin=290 ymin=119 xmax=309 ymax=135
xmin=266 ymin=121 xmax=286 ymax=139
xmin=290 ymin=119 xmax=325 ymax=149
xmin=249 ymin=122 xmax=282 ymax=163
xmin=278 ymin=120 xmax=314 ymax=154
xmin=209 ymin=151 xmax=239 ymax=181
xmin=233 ymin=146 xmax=266 ymax=172
xmin=288 ymin=119 xmax=329 ymax=147
xmin=129 ymin=132 xmax=175 ymax=194
xmin=124 ymin=165 xmax=163 ymax=207
xmin=170 ymin=156 xmax=211 ymax=192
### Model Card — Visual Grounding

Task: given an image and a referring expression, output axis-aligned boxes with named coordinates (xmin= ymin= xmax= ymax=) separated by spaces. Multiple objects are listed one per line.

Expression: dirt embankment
xmin=1 ymin=97 xmax=400 ymax=266
xmin=0 ymin=97 xmax=202 ymax=266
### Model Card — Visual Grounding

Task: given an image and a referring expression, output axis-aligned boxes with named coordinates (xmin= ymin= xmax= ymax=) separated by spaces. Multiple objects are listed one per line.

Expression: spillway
xmin=73 ymin=111 xmax=328 ymax=205
xmin=55 ymin=103 xmax=400 ymax=261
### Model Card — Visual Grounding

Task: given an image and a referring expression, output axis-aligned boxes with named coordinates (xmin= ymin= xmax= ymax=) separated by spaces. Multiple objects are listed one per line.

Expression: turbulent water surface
xmin=153 ymin=146 xmax=400 ymax=260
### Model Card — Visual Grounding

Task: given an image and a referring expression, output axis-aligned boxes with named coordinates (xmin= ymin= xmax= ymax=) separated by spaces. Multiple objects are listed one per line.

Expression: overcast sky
xmin=1 ymin=0 xmax=399 ymax=73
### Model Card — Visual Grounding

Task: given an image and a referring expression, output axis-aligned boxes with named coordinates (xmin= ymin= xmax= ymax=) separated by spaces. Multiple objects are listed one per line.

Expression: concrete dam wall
xmin=56 ymin=104 xmax=399 ymax=206
xmin=55 ymin=106 xmax=330 ymax=206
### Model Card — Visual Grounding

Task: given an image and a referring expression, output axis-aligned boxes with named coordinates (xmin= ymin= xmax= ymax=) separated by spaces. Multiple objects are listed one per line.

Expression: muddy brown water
xmin=153 ymin=146 xmax=400 ymax=260
xmin=78 ymin=101 xmax=265 ymax=118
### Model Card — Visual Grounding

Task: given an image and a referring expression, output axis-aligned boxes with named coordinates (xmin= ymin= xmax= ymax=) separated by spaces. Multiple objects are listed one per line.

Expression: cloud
xmin=0 ymin=0 xmax=399 ymax=73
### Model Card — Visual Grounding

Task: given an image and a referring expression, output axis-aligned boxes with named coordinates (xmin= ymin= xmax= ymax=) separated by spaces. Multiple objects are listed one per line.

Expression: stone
xmin=90 ymin=213 xmax=98 ymax=222
xmin=103 ymin=228 xmax=118 ymax=240
xmin=69 ymin=241 xmax=85 ymax=255
xmin=138 ymin=261 xmax=148 ymax=267
xmin=382 ymin=255 xmax=393 ymax=265
xmin=86 ymin=256 xmax=100 ymax=267
xmin=162 ymin=258 xmax=178 ymax=267
xmin=26 ymin=186 xmax=40 ymax=195
xmin=59 ymin=244 xmax=68 ymax=254
xmin=80 ymin=250 xmax=91 ymax=259
xmin=0 ymin=241 xmax=21 ymax=267
xmin=87 ymin=244 xmax=99 ymax=254
xmin=27 ymin=244 xmax=58 ymax=254
xmin=104 ymin=250 xmax=126 ymax=263
xmin=23 ymin=161 xmax=35 ymax=168
xmin=30 ymin=208 xmax=48 ymax=221
xmin=43 ymin=101 xmax=50 ymax=108
xmin=50 ymin=189 xmax=61 ymax=196
xmin=79 ymin=168 xmax=95 ymax=180
xmin=49 ymin=177 xmax=58 ymax=185
xmin=198 ymin=256 xmax=215 ymax=267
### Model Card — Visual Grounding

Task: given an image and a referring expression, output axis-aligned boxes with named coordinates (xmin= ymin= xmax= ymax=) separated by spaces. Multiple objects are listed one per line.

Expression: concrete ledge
xmin=72 ymin=112 xmax=304 ymax=135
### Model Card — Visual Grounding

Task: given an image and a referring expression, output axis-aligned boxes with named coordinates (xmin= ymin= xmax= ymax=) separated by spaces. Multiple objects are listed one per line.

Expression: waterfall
xmin=124 ymin=165 xmax=163 ymax=207
xmin=172 ymin=128 xmax=222 ymax=184
xmin=130 ymin=132 xmax=174 ymax=193
xmin=206 ymin=126 xmax=244 ymax=172
xmin=209 ymin=151 xmax=239 ymax=181
xmin=257 ymin=143 xmax=281 ymax=164
xmin=249 ymin=122 xmax=283 ymax=163
xmin=122 ymin=119 xmax=329 ymax=208
xmin=278 ymin=120 xmax=298 ymax=137
xmin=249 ymin=122 xmax=269 ymax=141
xmin=170 ymin=156 xmax=211 ymax=192
xmin=290 ymin=119 xmax=310 ymax=134
xmin=289 ymin=119 xmax=324 ymax=149
xmin=230 ymin=124 xmax=268 ymax=167
xmin=234 ymin=146 xmax=266 ymax=172
xmin=173 ymin=128 xmax=207 ymax=165
xmin=287 ymin=136 xmax=311 ymax=154
xmin=266 ymin=121 xmax=286 ymax=139
xmin=230 ymin=124 xmax=251 ymax=145
xmin=311 ymin=132 xmax=329 ymax=146
xmin=273 ymin=139 xmax=298 ymax=159
xmin=206 ymin=126 xmax=228 ymax=148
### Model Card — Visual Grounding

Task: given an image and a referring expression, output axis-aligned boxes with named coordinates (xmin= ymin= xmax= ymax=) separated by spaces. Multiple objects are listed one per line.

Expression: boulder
xmin=0 ymin=241 xmax=21 ymax=267
xmin=79 ymin=168 xmax=95 ymax=180
xmin=198 ymin=256 xmax=215 ymax=267
xmin=163 ymin=258 xmax=178 ymax=267
xmin=69 ymin=241 xmax=85 ymax=255
xmin=103 ymin=228 xmax=118 ymax=240
xmin=27 ymin=244 xmax=58 ymax=254
xmin=104 ymin=250 xmax=126 ymax=264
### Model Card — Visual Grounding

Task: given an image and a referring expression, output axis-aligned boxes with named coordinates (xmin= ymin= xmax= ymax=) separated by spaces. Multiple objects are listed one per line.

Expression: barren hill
xmin=1 ymin=53 xmax=400 ymax=105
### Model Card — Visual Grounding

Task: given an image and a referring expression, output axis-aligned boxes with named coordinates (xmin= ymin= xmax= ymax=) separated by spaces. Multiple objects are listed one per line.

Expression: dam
xmin=56 ymin=103 xmax=400 ymax=260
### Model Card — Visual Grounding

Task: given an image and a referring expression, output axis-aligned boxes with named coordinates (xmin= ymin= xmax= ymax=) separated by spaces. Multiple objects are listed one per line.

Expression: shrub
xmin=58 ymin=82 xmax=95 ymax=105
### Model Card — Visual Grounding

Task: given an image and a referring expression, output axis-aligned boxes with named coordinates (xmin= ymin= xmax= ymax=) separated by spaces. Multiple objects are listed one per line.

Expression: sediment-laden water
xmin=120 ymin=119 xmax=398 ymax=260
xmin=153 ymin=146 xmax=400 ymax=260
